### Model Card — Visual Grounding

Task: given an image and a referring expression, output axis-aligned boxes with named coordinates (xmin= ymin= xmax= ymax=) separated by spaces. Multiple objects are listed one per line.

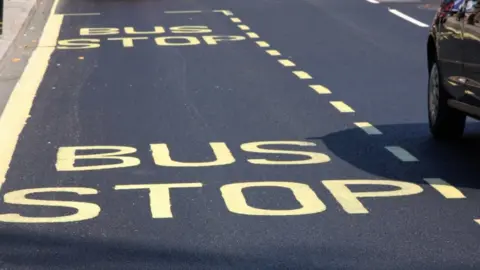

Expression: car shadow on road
xmin=308 ymin=122 xmax=480 ymax=189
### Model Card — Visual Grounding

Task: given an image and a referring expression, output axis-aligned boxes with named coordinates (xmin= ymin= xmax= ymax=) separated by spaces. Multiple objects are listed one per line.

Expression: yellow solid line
xmin=278 ymin=59 xmax=295 ymax=67
xmin=0 ymin=1 xmax=63 ymax=188
xmin=266 ymin=49 xmax=280 ymax=56
xmin=238 ymin=25 xmax=250 ymax=30
xmin=293 ymin=71 xmax=312 ymax=79
xmin=385 ymin=146 xmax=418 ymax=162
xmin=424 ymin=178 xmax=466 ymax=199
xmin=256 ymin=41 xmax=270 ymax=47
xmin=165 ymin=10 xmax=202 ymax=14
xmin=231 ymin=18 xmax=241 ymax=23
xmin=309 ymin=85 xmax=331 ymax=94
xmin=246 ymin=32 xmax=259 ymax=38
xmin=354 ymin=122 xmax=382 ymax=135
xmin=330 ymin=101 xmax=354 ymax=112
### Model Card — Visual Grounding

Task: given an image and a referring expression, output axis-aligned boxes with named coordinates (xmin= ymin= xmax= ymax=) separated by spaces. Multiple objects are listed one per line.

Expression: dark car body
xmin=427 ymin=0 xmax=480 ymax=138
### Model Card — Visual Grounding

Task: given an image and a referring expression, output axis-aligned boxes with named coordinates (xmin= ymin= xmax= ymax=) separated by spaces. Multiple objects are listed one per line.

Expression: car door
xmin=461 ymin=0 xmax=480 ymax=108
xmin=436 ymin=0 xmax=467 ymax=98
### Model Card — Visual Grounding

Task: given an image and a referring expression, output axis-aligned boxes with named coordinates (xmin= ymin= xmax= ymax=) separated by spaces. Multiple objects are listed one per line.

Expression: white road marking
xmin=388 ymin=9 xmax=429 ymax=27
xmin=366 ymin=0 xmax=380 ymax=3
xmin=385 ymin=146 xmax=419 ymax=162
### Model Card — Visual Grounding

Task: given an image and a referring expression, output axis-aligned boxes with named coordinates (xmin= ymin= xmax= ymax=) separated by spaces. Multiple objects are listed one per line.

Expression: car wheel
xmin=428 ymin=61 xmax=466 ymax=139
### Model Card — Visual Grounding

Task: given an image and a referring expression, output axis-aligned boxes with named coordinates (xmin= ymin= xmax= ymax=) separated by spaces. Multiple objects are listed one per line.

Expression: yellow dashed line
xmin=256 ymin=41 xmax=270 ymax=48
xmin=231 ymin=18 xmax=241 ymax=23
xmin=266 ymin=50 xmax=280 ymax=56
xmin=354 ymin=122 xmax=382 ymax=135
xmin=214 ymin=10 xmax=233 ymax=16
xmin=385 ymin=146 xmax=418 ymax=162
xmin=278 ymin=59 xmax=295 ymax=67
xmin=246 ymin=32 xmax=259 ymax=38
xmin=293 ymin=71 xmax=312 ymax=79
xmin=309 ymin=85 xmax=331 ymax=94
xmin=330 ymin=101 xmax=354 ymax=112
xmin=424 ymin=178 xmax=465 ymax=199
xmin=238 ymin=25 xmax=250 ymax=30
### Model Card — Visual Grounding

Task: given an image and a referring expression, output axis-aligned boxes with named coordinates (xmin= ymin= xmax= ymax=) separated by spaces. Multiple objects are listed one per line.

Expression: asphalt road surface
xmin=0 ymin=0 xmax=479 ymax=269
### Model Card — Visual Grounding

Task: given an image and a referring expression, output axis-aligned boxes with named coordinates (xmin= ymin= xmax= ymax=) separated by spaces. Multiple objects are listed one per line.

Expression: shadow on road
xmin=309 ymin=122 xmax=480 ymax=190
xmin=0 ymin=227 xmax=374 ymax=269
xmin=0 ymin=226 xmax=468 ymax=270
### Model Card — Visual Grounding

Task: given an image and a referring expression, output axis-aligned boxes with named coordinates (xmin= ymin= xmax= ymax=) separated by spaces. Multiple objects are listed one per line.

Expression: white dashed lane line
xmin=388 ymin=8 xmax=429 ymax=28
xmin=363 ymin=0 xmax=429 ymax=28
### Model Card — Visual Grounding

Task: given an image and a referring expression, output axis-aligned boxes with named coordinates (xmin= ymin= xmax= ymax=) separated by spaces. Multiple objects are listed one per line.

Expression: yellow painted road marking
xmin=278 ymin=59 xmax=295 ymax=67
xmin=62 ymin=13 xmax=101 ymax=16
xmin=165 ymin=10 xmax=202 ymax=14
xmin=424 ymin=178 xmax=465 ymax=199
xmin=0 ymin=0 xmax=63 ymax=188
xmin=246 ymin=32 xmax=259 ymax=38
xmin=78 ymin=56 xmax=84 ymax=60
xmin=231 ymin=18 xmax=241 ymax=23
xmin=213 ymin=10 xmax=233 ymax=16
xmin=238 ymin=25 xmax=250 ymax=30
xmin=309 ymin=85 xmax=331 ymax=94
xmin=475 ymin=219 xmax=480 ymax=225
xmin=266 ymin=49 xmax=280 ymax=56
xmin=385 ymin=146 xmax=418 ymax=162
xmin=354 ymin=122 xmax=382 ymax=135
xmin=293 ymin=71 xmax=312 ymax=79
xmin=256 ymin=41 xmax=270 ymax=47
xmin=330 ymin=101 xmax=354 ymax=112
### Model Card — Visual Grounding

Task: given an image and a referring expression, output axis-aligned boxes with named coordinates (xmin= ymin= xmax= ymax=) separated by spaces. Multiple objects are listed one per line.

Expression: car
xmin=427 ymin=0 xmax=480 ymax=139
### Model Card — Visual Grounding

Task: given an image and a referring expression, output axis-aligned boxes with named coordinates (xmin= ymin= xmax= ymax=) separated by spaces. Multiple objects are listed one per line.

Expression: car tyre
xmin=428 ymin=61 xmax=466 ymax=139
